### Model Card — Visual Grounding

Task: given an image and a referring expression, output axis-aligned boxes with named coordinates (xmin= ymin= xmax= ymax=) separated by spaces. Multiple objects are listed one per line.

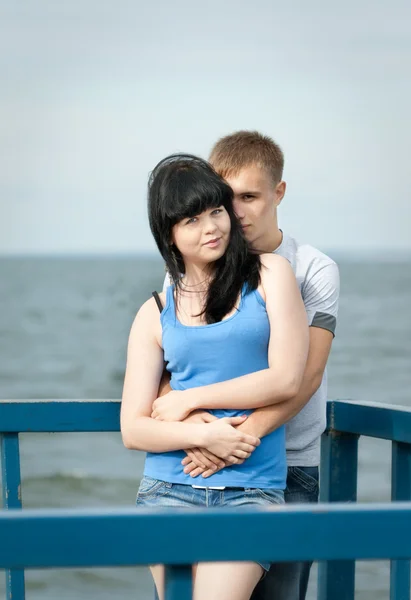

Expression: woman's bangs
xmin=165 ymin=175 xmax=230 ymax=224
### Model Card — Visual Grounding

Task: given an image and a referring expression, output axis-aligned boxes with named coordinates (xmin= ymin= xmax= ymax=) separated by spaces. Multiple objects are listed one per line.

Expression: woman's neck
xmin=182 ymin=262 xmax=213 ymax=288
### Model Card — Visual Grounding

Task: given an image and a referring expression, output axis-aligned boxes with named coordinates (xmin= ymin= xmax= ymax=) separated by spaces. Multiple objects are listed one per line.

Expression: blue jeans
xmin=250 ymin=466 xmax=319 ymax=600
xmin=137 ymin=476 xmax=284 ymax=573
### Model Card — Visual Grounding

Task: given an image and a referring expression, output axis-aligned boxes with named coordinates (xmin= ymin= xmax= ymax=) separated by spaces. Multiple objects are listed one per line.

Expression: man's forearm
xmin=238 ymin=374 xmax=322 ymax=438
xmin=158 ymin=368 xmax=172 ymax=397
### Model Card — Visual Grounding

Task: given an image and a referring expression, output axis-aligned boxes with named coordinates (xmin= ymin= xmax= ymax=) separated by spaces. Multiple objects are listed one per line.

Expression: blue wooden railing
xmin=1 ymin=399 xmax=411 ymax=600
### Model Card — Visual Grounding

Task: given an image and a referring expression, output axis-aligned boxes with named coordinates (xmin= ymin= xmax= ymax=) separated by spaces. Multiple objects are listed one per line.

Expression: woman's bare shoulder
xmin=130 ymin=296 xmax=163 ymax=332
xmin=259 ymin=252 xmax=292 ymax=274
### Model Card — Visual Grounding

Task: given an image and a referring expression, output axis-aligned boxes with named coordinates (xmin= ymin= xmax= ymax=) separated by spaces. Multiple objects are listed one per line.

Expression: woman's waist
xmin=145 ymin=427 xmax=285 ymax=477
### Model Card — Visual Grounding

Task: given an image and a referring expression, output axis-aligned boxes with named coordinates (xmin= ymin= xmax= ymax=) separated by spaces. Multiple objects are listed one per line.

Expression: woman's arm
xmin=121 ymin=298 xmax=260 ymax=459
xmin=121 ymin=298 xmax=206 ymax=452
xmin=151 ymin=254 xmax=309 ymax=421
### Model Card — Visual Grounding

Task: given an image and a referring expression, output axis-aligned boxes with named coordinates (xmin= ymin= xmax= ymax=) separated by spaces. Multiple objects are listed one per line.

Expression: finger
xmin=237 ymin=442 xmax=258 ymax=454
xmin=181 ymin=456 xmax=191 ymax=466
xmin=202 ymin=412 xmax=218 ymax=423
xmin=201 ymin=449 xmax=225 ymax=469
xmin=186 ymin=449 xmax=200 ymax=463
xmin=202 ymin=468 xmax=218 ymax=478
xmin=231 ymin=449 xmax=252 ymax=460
xmin=184 ymin=462 xmax=198 ymax=474
xmin=224 ymin=455 xmax=240 ymax=465
xmin=189 ymin=467 xmax=205 ymax=478
xmin=192 ymin=449 xmax=219 ymax=470
xmin=240 ymin=434 xmax=261 ymax=447
xmin=190 ymin=449 xmax=210 ymax=469
xmin=151 ymin=410 xmax=157 ymax=418
xmin=225 ymin=415 xmax=248 ymax=426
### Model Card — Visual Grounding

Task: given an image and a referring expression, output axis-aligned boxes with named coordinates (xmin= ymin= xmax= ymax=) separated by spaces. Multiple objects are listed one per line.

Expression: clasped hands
xmin=151 ymin=390 xmax=260 ymax=479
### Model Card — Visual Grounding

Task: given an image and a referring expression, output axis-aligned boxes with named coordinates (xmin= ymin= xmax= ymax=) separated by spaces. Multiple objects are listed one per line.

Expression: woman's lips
xmin=204 ymin=237 xmax=221 ymax=248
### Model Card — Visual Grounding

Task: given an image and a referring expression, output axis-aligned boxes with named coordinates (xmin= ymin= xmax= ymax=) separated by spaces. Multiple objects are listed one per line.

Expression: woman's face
xmin=171 ymin=206 xmax=231 ymax=267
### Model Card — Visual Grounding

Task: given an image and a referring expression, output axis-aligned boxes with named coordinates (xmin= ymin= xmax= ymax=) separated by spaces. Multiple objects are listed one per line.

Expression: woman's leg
xmin=193 ymin=562 xmax=263 ymax=600
xmin=150 ymin=565 xmax=165 ymax=600
xmin=137 ymin=479 xmax=204 ymax=600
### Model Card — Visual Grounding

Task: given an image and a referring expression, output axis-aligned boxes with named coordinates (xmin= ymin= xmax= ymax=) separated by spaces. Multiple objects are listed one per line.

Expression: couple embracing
xmin=121 ymin=130 xmax=340 ymax=600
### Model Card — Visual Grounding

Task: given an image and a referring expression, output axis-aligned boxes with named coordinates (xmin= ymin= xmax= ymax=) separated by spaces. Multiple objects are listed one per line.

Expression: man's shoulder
xmin=281 ymin=234 xmax=340 ymax=320
xmin=280 ymin=233 xmax=338 ymax=275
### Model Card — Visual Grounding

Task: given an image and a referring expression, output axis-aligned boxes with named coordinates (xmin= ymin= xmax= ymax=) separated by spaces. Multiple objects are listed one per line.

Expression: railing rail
xmin=1 ymin=398 xmax=411 ymax=600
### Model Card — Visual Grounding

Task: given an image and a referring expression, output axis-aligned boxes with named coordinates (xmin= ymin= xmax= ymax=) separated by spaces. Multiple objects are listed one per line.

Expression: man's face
xmin=224 ymin=164 xmax=286 ymax=250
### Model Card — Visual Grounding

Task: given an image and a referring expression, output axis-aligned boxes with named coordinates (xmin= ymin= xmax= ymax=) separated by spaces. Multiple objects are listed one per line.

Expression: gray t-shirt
xmin=162 ymin=232 xmax=340 ymax=467
xmin=274 ymin=233 xmax=339 ymax=466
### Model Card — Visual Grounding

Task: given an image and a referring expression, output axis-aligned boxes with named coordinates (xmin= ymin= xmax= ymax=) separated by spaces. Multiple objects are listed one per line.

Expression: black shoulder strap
xmin=152 ymin=291 xmax=164 ymax=313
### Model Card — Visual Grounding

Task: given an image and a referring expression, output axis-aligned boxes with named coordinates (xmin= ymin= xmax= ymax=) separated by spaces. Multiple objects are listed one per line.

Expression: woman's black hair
xmin=148 ymin=153 xmax=261 ymax=323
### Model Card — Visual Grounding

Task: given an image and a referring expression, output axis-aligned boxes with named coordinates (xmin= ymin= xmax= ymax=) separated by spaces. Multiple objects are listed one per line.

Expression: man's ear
xmin=275 ymin=181 xmax=286 ymax=207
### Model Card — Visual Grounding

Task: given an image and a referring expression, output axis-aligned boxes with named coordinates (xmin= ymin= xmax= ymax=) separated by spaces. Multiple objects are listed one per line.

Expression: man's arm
xmin=182 ymin=327 xmax=333 ymax=477
xmin=158 ymin=368 xmax=172 ymax=397
xmin=237 ymin=327 xmax=333 ymax=438
xmin=182 ymin=259 xmax=340 ymax=477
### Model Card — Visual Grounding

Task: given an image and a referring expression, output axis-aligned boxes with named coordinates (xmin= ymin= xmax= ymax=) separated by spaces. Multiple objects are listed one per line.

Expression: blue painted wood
xmin=1 ymin=504 xmax=411 ymax=569
xmin=164 ymin=565 xmax=192 ymax=600
xmin=2 ymin=398 xmax=411 ymax=600
xmin=2 ymin=399 xmax=410 ymax=440
xmin=0 ymin=400 xmax=120 ymax=432
xmin=328 ymin=400 xmax=411 ymax=443
xmin=318 ymin=429 xmax=359 ymax=600
xmin=0 ymin=433 xmax=25 ymax=600
xmin=390 ymin=441 xmax=411 ymax=600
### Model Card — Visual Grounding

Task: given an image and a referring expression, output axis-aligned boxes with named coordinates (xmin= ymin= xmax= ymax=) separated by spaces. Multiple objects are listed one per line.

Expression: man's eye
xmin=243 ymin=195 xmax=254 ymax=201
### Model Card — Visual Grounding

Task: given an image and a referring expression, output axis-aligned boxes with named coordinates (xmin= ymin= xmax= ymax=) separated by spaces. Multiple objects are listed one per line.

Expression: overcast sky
xmin=1 ymin=0 xmax=410 ymax=256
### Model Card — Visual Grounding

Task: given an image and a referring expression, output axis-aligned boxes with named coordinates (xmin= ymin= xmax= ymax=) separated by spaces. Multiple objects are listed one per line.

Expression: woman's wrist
xmin=190 ymin=423 xmax=208 ymax=448
xmin=183 ymin=389 xmax=202 ymax=414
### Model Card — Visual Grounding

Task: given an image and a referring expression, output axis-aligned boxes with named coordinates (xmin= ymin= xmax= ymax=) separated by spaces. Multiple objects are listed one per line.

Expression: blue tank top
xmin=144 ymin=284 xmax=286 ymax=489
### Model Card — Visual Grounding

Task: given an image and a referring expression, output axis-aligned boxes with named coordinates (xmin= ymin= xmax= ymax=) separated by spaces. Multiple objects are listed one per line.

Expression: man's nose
xmin=233 ymin=199 xmax=245 ymax=220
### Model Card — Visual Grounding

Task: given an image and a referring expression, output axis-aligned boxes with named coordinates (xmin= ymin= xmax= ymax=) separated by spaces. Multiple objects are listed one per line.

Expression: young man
xmin=160 ymin=131 xmax=340 ymax=600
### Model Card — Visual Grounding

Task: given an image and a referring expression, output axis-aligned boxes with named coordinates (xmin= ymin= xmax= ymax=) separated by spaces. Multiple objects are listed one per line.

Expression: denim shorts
xmin=136 ymin=476 xmax=285 ymax=572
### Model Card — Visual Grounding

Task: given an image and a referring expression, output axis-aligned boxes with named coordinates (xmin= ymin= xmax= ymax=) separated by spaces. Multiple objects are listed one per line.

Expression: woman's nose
xmin=204 ymin=217 xmax=217 ymax=233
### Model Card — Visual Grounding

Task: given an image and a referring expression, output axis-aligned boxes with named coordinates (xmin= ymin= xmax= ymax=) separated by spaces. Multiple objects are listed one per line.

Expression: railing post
xmin=0 ymin=433 xmax=25 ymax=600
xmin=318 ymin=430 xmax=359 ymax=600
xmin=390 ymin=441 xmax=411 ymax=600
xmin=164 ymin=565 xmax=192 ymax=600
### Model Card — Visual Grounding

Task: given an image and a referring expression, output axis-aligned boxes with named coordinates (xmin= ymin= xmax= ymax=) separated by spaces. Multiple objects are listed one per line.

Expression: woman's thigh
xmin=136 ymin=476 xmax=205 ymax=508
xmin=194 ymin=562 xmax=263 ymax=600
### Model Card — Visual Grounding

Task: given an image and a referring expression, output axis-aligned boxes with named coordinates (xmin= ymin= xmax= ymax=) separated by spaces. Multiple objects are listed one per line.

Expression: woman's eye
xmin=186 ymin=217 xmax=197 ymax=225
xmin=211 ymin=208 xmax=223 ymax=215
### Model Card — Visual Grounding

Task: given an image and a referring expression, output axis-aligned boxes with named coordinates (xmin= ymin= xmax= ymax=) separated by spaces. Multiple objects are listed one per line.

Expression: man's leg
xmin=250 ymin=466 xmax=319 ymax=600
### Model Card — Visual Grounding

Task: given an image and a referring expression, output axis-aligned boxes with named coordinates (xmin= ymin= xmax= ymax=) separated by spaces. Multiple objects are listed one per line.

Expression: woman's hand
xmin=200 ymin=416 xmax=260 ymax=463
xmin=151 ymin=390 xmax=192 ymax=422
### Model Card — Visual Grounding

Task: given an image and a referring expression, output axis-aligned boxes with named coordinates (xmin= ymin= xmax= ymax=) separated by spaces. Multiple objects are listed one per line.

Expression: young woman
xmin=121 ymin=154 xmax=308 ymax=600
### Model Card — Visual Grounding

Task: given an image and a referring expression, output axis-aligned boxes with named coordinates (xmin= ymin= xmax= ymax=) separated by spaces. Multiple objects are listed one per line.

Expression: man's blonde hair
xmin=209 ymin=130 xmax=284 ymax=184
